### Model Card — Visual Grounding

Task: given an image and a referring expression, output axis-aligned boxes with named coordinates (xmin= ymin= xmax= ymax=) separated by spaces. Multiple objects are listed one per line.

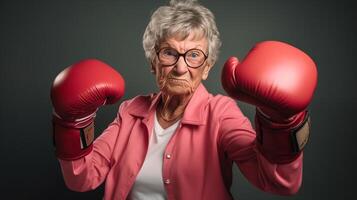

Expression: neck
xmin=157 ymin=92 xmax=192 ymax=126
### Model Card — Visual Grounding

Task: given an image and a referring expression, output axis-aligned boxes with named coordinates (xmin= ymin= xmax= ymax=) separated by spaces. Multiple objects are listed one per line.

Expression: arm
xmin=219 ymin=102 xmax=303 ymax=195
xmin=220 ymin=41 xmax=317 ymax=194
xmin=50 ymin=59 xmax=125 ymax=191
xmin=58 ymin=117 xmax=120 ymax=192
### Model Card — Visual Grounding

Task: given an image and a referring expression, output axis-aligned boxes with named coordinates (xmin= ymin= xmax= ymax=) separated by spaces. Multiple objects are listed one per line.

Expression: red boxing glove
xmin=51 ymin=59 xmax=125 ymax=160
xmin=222 ymin=41 xmax=317 ymax=163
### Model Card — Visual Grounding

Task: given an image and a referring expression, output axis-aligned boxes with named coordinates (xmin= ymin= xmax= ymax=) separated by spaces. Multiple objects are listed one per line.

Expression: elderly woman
xmin=51 ymin=0 xmax=317 ymax=199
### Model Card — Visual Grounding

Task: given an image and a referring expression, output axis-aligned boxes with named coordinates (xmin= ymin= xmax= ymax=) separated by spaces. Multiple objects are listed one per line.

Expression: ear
xmin=150 ymin=61 xmax=156 ymax=74
xmin=202 ymin=63 xmax=213 ymax=80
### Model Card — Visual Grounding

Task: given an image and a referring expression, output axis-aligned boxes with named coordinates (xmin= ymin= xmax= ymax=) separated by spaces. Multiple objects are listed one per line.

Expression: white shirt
xmin=128 ymin=112 xmax=180 ymax=200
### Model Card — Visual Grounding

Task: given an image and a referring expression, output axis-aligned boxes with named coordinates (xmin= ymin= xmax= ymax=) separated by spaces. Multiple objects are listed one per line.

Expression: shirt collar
xmin=128 ymin=83 xmax=210 ymax=126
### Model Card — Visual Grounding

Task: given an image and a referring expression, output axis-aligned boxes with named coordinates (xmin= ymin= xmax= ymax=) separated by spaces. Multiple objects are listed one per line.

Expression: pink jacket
xmin=59 ymin=84 xmax=303 ymax=200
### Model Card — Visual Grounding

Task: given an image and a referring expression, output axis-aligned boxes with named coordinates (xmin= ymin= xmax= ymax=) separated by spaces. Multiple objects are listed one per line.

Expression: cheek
xmin=157 ymin=66 xmax=172 ymax=79
xmin=197 ymin=64 xmax=212 ymax=81
xmin=190 ymin=69 xmax=205 ymax=83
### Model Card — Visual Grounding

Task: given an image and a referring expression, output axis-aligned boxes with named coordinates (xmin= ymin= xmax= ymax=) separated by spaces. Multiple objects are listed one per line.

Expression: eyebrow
xmin=159 ymin=42 xmax=204 ymax=52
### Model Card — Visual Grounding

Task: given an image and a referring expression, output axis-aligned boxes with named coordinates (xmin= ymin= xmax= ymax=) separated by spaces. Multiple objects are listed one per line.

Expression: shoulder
xmin=208 ymin=94 xmax=237 ymax=107
xmin=120 ymin=95 xmax=153 ymax=109
xmin=208 ymin=94 xmax=254 ymax=138
xmin=117 ymin=93 xmax=157 ymax=116
xmin=207 ymin=94 xmax=241 ymax=115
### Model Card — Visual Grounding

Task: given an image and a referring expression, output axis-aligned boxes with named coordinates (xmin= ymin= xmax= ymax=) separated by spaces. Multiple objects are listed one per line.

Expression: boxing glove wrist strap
xmin=255 ymin=109 xmax=311 ymax=163
xmin=52 ymin=114 xmax=95 ymax=161
xmin=52 ymin=110 xmax=97 ymax=128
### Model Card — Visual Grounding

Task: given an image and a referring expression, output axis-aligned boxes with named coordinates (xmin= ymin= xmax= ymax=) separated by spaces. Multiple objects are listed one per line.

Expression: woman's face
xmin=152 ymin=32 xmax=212 ymax=96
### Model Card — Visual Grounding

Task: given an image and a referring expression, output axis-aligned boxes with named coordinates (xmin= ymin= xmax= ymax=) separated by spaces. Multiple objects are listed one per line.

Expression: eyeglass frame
xmin=155 ymin=47 xmax=209 ymax=68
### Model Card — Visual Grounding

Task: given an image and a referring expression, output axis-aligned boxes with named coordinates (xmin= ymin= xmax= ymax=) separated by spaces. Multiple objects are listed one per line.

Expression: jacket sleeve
xmin=58 ymin=113 xmax=121 ymax=192
xmin=218 ymin=98 xmax=303 ymax=195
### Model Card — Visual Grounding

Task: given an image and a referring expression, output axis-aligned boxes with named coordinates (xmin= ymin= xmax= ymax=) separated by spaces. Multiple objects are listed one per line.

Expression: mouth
xmin=168 ymin=78 xmax=187 ymax=81
xmin=159 ymin=77 xmax=194 ymax=94
xmin=165 ymin=78 xmax=190 ymax=88
xmin=167 ymin=78 xmax=189 ymax=84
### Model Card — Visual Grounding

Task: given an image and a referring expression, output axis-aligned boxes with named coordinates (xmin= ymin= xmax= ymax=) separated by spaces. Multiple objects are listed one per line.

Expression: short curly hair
xmin=143 ymin=0 xmax=221 ymax=66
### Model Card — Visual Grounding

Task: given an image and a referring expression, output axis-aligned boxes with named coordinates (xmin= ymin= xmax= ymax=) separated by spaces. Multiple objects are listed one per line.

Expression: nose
xmin=174 ymin=56 xmax=188 ymax=75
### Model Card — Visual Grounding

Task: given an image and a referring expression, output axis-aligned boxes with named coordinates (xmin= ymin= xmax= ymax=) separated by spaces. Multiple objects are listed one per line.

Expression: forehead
xmin=160 ymin=30 xmax=208 ymax=49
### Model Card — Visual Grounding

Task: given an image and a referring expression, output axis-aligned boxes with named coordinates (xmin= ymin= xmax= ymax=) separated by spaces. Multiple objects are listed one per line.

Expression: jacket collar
xmin=128 ymin=83 xmax=210 ymax=126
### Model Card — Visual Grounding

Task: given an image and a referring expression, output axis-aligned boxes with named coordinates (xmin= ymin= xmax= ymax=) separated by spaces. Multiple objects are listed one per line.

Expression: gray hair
xmin=143 ymin=0 xmax=221 ymax=66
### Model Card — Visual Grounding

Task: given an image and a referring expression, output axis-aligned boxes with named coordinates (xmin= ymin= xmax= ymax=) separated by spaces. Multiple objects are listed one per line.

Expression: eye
xmin=161 ymin=48 xmax=177 ymax=57
xmin=158 ymin=48 xmax=179 ymax=65
xmin=187 ymin=50 xmax=203 ymax=59
xmin=191 ymin=52 xmax=199 ymax=58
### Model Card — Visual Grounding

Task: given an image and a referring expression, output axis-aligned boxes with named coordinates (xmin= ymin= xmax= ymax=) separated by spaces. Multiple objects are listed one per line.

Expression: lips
xmin=167 ymin=78 xmax=190 ymax=85
xmin=168 ymin=78 xmax=188 ymax=82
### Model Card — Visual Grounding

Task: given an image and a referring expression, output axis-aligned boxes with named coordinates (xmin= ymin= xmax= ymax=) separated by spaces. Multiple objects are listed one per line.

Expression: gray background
xmin=0 ymin=0 xmax=355 ymax=199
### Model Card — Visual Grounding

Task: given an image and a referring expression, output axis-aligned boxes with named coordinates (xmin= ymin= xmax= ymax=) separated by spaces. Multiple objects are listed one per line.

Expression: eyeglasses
xmin=156 ymin=47 xmax=208 ymax=68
